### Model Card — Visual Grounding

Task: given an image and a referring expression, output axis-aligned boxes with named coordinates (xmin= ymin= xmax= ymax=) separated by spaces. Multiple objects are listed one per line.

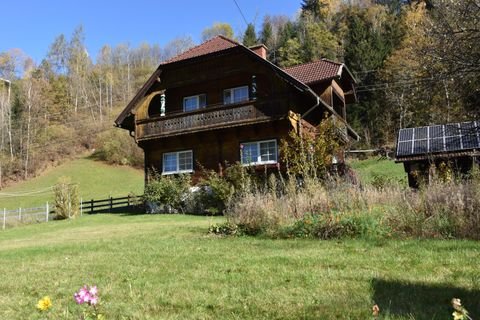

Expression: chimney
xmin=249 ymin=44 xmax=268 ymax=60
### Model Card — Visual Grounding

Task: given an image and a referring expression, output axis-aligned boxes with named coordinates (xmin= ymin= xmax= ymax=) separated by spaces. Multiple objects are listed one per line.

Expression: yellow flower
xmin=37 ymin=296 xmax=52 ymax=311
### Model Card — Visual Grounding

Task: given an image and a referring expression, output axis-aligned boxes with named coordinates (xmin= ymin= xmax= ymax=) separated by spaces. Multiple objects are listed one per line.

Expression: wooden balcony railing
xmin=135 ymin=101 xmax=285 ymax=140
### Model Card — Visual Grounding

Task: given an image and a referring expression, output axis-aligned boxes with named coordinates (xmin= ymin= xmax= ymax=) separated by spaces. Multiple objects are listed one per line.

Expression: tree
xmin=201 ymin=22 xmax=234 ymax=41
xmin=242 ymin=23 xmax=258 ymax=47
xmin=300 ymin=13 xmax=340 ymax=61
xmin=47 ymin=34 xmax=68 ymax=74
xmin=163 ymin=36 xmax=195 ymax=61
xmin=277 ymin=38 xmax=303 ymax=67
xmin=263 ymin=16 xmax=293 ymax=63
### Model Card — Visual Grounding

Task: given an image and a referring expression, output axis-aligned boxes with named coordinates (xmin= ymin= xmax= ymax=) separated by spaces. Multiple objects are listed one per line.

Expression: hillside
xmin=0 ymin=157 xmax=144 ymax=210
xmin=348 ymin=157 xmax=406 ymax=185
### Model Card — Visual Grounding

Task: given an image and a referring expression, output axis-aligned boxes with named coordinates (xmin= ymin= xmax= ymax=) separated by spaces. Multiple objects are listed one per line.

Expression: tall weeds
xmin=224 ymin=172 xmax=480 ymax=240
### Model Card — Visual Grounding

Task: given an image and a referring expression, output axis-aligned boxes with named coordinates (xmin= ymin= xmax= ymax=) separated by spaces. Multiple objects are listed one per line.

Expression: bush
xmin=94 ymin=130 xmax=143 ymax=167
xmin=143 ymin=174 xmax=191 ymax=213
xmin=195 ymin=170 xmax=234 ymax=215
xmin=208 ymin=222 xmax=241 ymax=236
xmin=53 ymin=177 xmax=79 ymax=219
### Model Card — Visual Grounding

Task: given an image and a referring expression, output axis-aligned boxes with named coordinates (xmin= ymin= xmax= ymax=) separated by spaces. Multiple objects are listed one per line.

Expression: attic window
xmin=224 ymin=86 xmax=249 ymax=105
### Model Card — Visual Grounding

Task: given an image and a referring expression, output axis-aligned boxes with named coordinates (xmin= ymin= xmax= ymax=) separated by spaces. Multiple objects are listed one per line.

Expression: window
xmin=162 ymin=150 xmax=193 ymax=174
xmin=223 ymin=86 xmax=249 ymax=105
xmin=183 ymin=94 xmax=206 ymax=112
xmin=240 ymin=140 xmax=277 ymax=165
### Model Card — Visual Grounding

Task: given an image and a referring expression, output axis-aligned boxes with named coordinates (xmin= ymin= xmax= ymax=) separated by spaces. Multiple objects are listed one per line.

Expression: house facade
xmin=115 ymin=36 xmax=358 ymax=181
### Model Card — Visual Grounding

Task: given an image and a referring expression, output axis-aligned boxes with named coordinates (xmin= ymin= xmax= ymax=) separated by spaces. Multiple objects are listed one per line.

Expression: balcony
xmin=135 ymin=100 xmax=286 ymax=141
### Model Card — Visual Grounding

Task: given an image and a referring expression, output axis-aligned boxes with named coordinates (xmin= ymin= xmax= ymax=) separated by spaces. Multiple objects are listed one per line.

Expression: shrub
xmin=208 ymin=222 xmax=241 ymax=236
xmin=94 ymin=130 xmax=143 ymax=167
xmin=143 ymin=174 xmax=191 ymax=213
xmin=195 ymin=170 xmax=234 ymax=215
xmin=53 ymin=176 xmax=79 ymax=219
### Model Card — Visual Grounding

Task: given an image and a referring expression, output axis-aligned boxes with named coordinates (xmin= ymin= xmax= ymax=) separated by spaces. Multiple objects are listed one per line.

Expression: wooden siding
xmin=141 ymin=120 xmax=292 ymax=180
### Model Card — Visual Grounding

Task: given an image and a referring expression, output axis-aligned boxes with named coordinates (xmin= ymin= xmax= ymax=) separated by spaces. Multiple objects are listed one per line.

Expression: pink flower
xmin=74 ymin=285 xmax=99 ymax=306
xmin=89 ymin=286 xmax=98 ymax=296
xmin=74 ymin=293 xmax=83 ymax=304
xmin=78 ymin=286 xmax=89 ymax=298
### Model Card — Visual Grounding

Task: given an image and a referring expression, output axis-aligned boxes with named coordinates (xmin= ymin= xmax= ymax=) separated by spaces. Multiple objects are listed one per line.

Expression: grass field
xmin=348 ymin=157 xmax=406 ymax=185
xmin=0 ymin=214 xmax=478 ymax=319
xmin=0 ymin=157 xmax=144 ymax=210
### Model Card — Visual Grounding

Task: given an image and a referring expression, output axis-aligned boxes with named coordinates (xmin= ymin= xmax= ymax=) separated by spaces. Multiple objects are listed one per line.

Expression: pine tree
xmin=243 ymin=23 xmax=258 ymax=47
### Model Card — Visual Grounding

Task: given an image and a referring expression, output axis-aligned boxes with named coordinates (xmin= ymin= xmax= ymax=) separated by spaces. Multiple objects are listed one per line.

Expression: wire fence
xmin=2 ymin=195 xmax=142 ymax=230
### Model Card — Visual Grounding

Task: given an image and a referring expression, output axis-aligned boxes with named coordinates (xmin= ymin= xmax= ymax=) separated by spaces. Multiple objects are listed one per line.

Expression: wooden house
xmin=115 ymin=36 xmax=359 ymax=182
xmin=395 ymin=121 xmax=480 ymax=188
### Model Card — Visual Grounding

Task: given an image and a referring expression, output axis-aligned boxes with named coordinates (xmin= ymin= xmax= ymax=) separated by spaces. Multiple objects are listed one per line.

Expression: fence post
xmin=46 ymin=202 xmax=49 ymax=222
xmin=128 ymin=194 xmax=130 ymax=207
xmin=80 ymin=198 xmax=83 ymax=216
xmin=3 ymin=208 xmax=5 ymax=230
xmin=110 ymin=196 xmax=113 ymax=212
xmin=91 ymin=199 xmax=93 ymax=214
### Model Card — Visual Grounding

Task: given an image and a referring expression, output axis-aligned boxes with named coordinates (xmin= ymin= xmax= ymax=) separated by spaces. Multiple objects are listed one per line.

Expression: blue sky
xmin=0 ymin=0 xmax=301 ymax=63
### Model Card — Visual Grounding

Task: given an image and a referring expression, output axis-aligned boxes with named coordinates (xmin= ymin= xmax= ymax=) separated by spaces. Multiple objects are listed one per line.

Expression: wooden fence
xmin=2 ymin=195 xmax=142 ymax=230
xmin=84 ymin=195 xmax=141 ymax=214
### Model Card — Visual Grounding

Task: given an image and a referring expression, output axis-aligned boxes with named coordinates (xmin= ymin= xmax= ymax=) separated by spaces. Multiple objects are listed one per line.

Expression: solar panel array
xmin=396 ymin=121 xmax=480 ymax=157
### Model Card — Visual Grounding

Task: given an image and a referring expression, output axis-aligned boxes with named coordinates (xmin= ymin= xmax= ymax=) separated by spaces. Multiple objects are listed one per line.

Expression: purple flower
xmin=74 ymin=285 xmax=99 ymax=306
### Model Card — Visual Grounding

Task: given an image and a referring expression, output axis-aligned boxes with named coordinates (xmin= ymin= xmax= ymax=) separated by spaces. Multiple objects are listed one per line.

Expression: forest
xmin=0 ymin=0 xmax=478 ymax=187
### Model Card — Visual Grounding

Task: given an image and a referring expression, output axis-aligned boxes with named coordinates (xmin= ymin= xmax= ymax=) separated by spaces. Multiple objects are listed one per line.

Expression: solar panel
xmin=396 ymin=120 xmax=480 ymax=157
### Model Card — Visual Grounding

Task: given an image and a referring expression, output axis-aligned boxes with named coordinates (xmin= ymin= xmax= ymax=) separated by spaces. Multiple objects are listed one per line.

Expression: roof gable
xmin=283 ymin=59 xmax=357 ymax=86
xmin=161 ymin=35 xmax=240 ymax=65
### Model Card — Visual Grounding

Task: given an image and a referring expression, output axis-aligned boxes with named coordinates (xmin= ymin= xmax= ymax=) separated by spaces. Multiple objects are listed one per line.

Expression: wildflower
xmin=37 ymin=296 xmax=52 ymax=311
xmin=74 ymin=285 xmax=99 ymax=306
xmin=372 ymin=304 xmax=380 ymax=317
xmin=451 ymin=298 xmax=469 ymax=320
xmin=452 ymin=298 xmax=462 ymax=312
xmin=89 ymin=285 xmax=98 ymax=296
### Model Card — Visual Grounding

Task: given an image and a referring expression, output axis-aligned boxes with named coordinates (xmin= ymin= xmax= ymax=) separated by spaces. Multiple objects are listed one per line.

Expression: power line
xmin=233 ymin=0 xmax=249 ymax=26
xmin=0 ymin=186 xmax=53 ymax=198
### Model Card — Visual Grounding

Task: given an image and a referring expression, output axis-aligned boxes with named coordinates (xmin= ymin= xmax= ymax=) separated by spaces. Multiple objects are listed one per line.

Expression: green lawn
xmin=0 ymin=214 xmax=478 ymax=319
xmin=348 ymin=157 xmax=406 ymax=185
xmin=0 ymin=157 xmax=144 ymax=210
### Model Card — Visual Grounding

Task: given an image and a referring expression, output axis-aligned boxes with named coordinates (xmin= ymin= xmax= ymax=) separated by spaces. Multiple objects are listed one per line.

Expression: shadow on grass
xmin=372 ymin=278 xmax=480 ymax=319
xmin=86 ymin=205 xmax=145 ymax=215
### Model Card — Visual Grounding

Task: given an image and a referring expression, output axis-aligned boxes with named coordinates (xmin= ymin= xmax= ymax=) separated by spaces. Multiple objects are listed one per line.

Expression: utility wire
xmin=233 ymin=0 xmax=249 ymax=26
xmin=0 ymin=186 xmax=53 ymax=197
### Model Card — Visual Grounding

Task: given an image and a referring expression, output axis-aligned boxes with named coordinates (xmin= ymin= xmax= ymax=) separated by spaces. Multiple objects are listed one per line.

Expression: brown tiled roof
xmin=283 ymin=59 xmax=342 ymax=85
xmin=161 ymin=35 xmax=240 ymax=65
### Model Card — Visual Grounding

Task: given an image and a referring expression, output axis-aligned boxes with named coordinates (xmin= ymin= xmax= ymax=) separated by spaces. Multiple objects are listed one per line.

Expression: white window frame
xmin=183 ymin=94 xmax=206 ymax=112
xmin=223 ymin=86 xmax=249 ymax=105
xmin=240 ymin=139 xmax=278 ymax=166
xmin=162 ymin=150 xmax=193 ymax=175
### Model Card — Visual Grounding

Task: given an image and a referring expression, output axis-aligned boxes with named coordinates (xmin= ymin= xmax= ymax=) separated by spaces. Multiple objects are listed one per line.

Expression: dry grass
xmin=226 ymin=174 xmax=480 ymax=239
